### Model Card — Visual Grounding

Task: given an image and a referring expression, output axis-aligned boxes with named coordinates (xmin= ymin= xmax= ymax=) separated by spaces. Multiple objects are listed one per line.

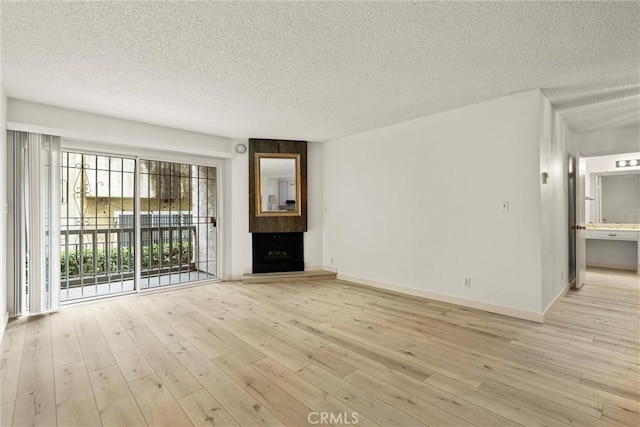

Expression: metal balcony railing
xmin=60 ymin=225 xmax=197 ymax=288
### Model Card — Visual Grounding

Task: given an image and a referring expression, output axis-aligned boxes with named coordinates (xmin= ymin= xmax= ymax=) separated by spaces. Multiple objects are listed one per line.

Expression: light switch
xmin=501 ymin=201 xmax=510 ymax=212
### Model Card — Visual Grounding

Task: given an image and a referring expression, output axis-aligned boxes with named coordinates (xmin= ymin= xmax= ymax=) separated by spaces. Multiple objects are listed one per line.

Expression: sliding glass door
xmin=59 ymin=152 xmax=218 ymax=303
xmin=138 ymin=160 xmax=217 ymax=289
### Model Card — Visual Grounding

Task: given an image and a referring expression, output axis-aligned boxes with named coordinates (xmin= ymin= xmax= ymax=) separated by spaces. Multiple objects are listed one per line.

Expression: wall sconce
xmin=616 ymin=159 xmax=639 ymax=168
xmin=541 ymin=172 xmax=549 ymax=184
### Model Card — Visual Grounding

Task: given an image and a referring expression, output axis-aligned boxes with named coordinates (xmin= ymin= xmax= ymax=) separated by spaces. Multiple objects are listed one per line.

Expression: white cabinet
xmin=585 ymin=229 xmax=639 ymax=241
xmin=585 ymin=228 xmax=640 ymax=273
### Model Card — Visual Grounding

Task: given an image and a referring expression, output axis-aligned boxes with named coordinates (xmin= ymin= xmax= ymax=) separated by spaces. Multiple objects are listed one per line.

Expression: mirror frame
xmin=255 ymin=152 xmax=302 ymax=217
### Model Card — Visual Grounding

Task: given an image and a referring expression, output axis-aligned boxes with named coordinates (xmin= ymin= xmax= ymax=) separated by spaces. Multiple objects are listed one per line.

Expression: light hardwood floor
xmin=1 ymin=268 xmax=638 ymax=426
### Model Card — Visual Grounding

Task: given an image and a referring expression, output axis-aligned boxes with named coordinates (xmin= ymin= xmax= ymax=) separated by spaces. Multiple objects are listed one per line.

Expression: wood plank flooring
xmin=1 ymin=268 xmax=638 ymax=426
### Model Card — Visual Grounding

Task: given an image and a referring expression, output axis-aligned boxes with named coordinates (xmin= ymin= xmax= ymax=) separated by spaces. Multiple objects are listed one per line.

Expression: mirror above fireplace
xmin=255 ymin=152 xmax=301 ymax=217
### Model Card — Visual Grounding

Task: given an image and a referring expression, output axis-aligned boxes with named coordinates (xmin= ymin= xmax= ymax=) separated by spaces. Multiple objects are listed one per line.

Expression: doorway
xmin=59 ymin=152 xmax=218 ymax=303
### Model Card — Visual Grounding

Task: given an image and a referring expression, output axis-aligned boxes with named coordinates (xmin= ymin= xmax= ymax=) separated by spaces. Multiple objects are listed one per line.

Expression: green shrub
xmin=61 ymin=242 xmax=192 ymax=277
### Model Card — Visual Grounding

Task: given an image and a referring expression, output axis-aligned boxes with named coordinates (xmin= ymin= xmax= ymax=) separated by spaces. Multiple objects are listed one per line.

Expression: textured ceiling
xmin=1 ymin=1 xmax=639 ymax=141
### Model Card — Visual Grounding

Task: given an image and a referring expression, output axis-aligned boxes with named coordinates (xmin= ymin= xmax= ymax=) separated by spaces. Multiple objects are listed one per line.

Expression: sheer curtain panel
xmin=7 ymin=131 xmax=61 ymax=316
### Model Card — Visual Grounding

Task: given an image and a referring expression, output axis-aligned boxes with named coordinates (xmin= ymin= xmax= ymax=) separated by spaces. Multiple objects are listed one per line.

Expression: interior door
xmin=574 ymin=152 xmax=587 ymax=289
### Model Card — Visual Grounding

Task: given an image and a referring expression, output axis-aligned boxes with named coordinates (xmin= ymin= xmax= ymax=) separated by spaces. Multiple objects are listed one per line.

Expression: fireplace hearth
xmin=252 ymin=232 xmax=304 ymax=273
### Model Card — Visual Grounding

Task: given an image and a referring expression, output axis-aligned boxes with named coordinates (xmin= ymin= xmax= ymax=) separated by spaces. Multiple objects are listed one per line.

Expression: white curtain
xmin=7 ymin=131 xmax=61 ymax=316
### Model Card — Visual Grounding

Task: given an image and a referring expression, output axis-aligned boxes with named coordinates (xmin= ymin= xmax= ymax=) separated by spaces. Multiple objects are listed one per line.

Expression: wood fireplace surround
xmin=249 ymin=139 xmax=307 ymax=273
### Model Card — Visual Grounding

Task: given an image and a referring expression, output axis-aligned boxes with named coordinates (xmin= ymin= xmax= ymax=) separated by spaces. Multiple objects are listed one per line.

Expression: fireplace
xmin=252 ymin=232 xmax=304 ymax=273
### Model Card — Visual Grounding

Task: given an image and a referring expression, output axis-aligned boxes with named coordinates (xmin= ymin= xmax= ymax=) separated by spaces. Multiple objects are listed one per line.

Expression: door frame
xmin=568 ymin=154 xmax=577 ymax=285
xmin=61 ymin=139 xmax=227 ymax=299
xmin=573 ymin=152 xmax=587 ymax=289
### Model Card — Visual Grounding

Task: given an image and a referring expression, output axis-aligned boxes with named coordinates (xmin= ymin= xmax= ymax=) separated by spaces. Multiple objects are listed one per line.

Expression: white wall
xmin=323 ymin=90 xmax=546 ymax=318
xmin=576 ymin=124 xmax=639 ymax=156
xmin=229 ymin=139 xmax=324 ymax=279
xmin=586 ymin=152 xmax=640 ymax=175
xmin=230 ymin=139 xmax=252 ymax=278
xmin=539 ymin=94 xmax=575 ymax=312
xmin=7 ymin=99 xmax=231 ymax=157
xmin=305 ymin=142 xmax=324 ymax=270
xmin=0 ymin=87 xmax=7 ymax=339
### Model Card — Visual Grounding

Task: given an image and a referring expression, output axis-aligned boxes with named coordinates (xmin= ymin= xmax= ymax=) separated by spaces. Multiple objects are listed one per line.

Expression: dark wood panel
xmin=249 ymin=139 xmax=308 ymax=233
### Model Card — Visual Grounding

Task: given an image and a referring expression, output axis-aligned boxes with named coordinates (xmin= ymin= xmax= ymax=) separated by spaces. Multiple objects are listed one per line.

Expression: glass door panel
xmin=60 ymin=152 xmax=136 ymax=302
xmin=139 ymin=160 xmax=217 ymax=289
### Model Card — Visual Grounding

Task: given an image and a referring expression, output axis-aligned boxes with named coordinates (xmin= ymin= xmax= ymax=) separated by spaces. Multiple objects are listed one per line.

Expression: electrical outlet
xmin=330 ymin=258 xmax=335 ymax=264
xmin=464 ymin=277 xmax=471 ymax=288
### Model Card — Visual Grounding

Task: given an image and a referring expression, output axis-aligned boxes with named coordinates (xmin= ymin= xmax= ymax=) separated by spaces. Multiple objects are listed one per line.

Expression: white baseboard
xmin=586 ymin=262 xmax=636 ymax=272
xmin=542 ymin=283 xmax=570 ymax=322
xmin=337 ymin=273 xmax=544 ymax=323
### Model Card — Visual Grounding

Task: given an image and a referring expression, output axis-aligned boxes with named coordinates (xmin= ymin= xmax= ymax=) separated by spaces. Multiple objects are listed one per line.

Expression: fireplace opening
xmin=252 ymin=232 xmax=304 ymax=273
